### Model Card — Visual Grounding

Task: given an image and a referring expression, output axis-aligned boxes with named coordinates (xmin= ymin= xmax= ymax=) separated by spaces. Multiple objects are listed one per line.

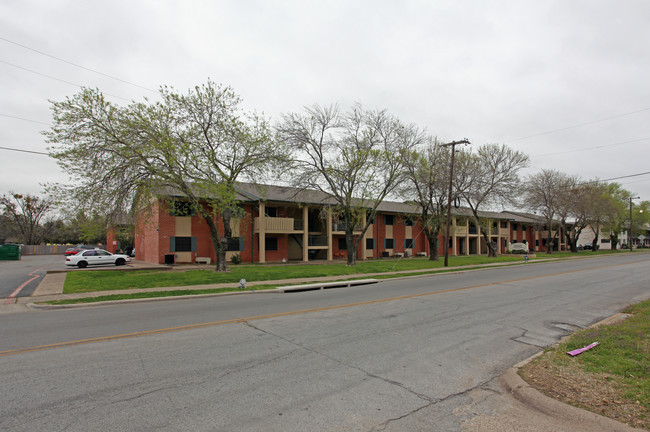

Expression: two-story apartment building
xmin=119 ymin=182 xmax=563 ymax=265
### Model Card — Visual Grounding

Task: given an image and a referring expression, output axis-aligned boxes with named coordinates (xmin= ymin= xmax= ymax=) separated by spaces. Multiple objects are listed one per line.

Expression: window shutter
xmin=239 ymin=237 xmax=245 ymax=251
xmin=191 ymin=237 xmax=197 ymax=252
xmin=170 ymin=237 xmax=176 ymax=252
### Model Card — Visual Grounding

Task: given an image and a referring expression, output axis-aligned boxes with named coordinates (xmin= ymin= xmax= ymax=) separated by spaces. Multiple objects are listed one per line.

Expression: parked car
xmin=65 ymin=249 xmax=131 ymax=268
xmin=64 ymin=245 xmax=97 ymax=256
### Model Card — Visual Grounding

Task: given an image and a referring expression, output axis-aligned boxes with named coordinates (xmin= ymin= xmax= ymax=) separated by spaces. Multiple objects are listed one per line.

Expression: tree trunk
xmin=217 ymin=208 xmax=233 ymax=271
xmin=426 ymin=230 xmax=439 ymax=261
xmin=546 ymin=231 xmax=553 ymax=254
xmin=345 ymin=228 xmax=356 ymax=266
xmin=481 ymin=231 xmax=498 ymax=257
xmin=196 ymin=204 xmax=227 ymax=272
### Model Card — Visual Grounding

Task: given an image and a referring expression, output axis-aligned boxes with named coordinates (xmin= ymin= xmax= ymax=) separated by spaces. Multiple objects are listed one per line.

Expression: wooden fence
xmin=19 ymin=244 xmax=106 ymax=255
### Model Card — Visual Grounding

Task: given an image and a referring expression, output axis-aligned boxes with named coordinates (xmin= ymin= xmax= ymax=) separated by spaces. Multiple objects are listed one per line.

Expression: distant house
xmin=578 ymin=224 xmax=650 ymax=250
xmin=117 ymin=182 xmax=563 ymax=265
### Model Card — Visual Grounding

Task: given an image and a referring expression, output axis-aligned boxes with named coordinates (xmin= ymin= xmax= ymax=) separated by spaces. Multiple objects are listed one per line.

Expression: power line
xmin=0 ymin=59 xmax=132 ymax=102
xmin=507 ymin=107 xmax=650 ymax=143
xmin=531 ymin=137 xmax=650 ymax=158
xmin=581 ymin=171 xmax=650 ymax=185
xmin=0 ymin=36 xmax=157 ymax=93
xmin=0 ymin=146 xmax=49 ymax=155
xmin=0 ymin=113 xmax=51 ymax=126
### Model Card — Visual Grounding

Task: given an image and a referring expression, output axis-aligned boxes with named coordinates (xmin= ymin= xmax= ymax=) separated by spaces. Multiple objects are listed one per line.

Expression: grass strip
xmin=62 ymin=255 xmax=544 ymax=293
xmin=50 ymin=262 xmax=537 ymax=305
xmin=520 ymin=298 xmax=650 ymax=429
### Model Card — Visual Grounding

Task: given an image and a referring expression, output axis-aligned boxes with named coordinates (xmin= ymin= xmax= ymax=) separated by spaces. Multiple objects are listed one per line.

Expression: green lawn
xmin=521 ymin=298 xmax=650 ymax=429
xmin=61 ymin=250 xmax=628 ymax=294
xmin=63 ymin=255 xmax=530 ymax=293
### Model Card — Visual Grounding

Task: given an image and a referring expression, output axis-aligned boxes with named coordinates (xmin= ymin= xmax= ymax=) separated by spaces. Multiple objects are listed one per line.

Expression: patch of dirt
xmin=519 ymin=351 xmax=648 ymax=430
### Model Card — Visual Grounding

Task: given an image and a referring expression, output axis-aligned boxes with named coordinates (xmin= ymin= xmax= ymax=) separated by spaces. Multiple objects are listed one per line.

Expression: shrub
xmin=230 ymin=253 xmax=242 ymax=265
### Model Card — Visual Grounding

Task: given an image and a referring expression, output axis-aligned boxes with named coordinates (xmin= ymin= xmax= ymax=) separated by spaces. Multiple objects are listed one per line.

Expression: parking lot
xmin=0 ymin=255 xmax=69 ymax=299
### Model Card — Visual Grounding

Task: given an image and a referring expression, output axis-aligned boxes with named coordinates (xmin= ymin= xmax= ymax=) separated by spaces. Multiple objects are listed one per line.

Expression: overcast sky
xmin=1 ymin=0 xmax=649 ymax=207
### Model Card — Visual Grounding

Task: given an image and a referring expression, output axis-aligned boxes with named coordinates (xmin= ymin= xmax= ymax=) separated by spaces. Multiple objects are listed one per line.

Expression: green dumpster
xmin=0 ymin=244 xmax=22 ymax=260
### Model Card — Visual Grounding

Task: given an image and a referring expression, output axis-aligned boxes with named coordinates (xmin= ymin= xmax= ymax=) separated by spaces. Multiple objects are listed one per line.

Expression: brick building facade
xmin=126 ymin=183 xmax=564 ymax=264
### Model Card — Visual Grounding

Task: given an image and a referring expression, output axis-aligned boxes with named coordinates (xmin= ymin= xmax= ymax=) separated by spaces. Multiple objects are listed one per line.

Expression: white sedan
xmin=65 ymin=249 xmax=131 ymax=268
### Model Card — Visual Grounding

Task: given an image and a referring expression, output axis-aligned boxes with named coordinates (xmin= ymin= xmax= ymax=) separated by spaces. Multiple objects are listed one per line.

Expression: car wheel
xmin=77 ymin=261 xmax=88 ymax=268
xmin=115 ymin=258 xmax=125 ymax=266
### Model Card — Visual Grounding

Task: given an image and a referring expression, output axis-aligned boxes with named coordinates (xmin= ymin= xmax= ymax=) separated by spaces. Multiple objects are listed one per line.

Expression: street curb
xmin=499 ymin=312 xmax=645 ymax=432
xmin=18 ymin=251 xmax=649 ymax=310
xmin=27 ymin=288 xmax=284 ymax=310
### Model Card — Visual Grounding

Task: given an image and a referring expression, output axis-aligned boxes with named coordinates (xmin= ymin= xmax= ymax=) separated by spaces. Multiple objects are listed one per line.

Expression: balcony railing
xmin=254 ymin=217 xmax=298 ymax=233
xmin=332 ymin=222 xmax=362 ymax=232
xmin=308 ymin=236 xmax=328 ymax=246
xmin=454 ymin=226 xmax=468 ymax=236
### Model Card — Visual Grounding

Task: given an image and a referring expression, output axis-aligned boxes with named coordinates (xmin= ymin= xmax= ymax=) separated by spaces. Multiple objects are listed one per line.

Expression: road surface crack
xmin=242 ymin=321 xmax=433 ymax=403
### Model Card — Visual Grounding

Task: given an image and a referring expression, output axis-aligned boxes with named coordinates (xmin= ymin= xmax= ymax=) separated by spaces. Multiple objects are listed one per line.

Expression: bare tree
xmin=523 ymin=169 xmax=574 ymax=254
xmin=46 ymin=81 xmax=288 ymax=271
xmin=455 ymin=144 xmax=529 ymax=257
xmin=400 ymin=139 xmax=451 ymax=261
xmin=0 ymin=192 xmax=52 ymax=245
xmin=277 ymin=104 xmax=424 ymax=265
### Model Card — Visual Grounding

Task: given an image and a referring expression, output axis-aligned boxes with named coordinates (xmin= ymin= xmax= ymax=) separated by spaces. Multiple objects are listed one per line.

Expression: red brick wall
xmin=106 ymin=228 xmax=118 ymax=254
xmin=135 ymin=200 xmax=162 ymax=264
xmin=262 ymin=234 xmax=289 ymax=262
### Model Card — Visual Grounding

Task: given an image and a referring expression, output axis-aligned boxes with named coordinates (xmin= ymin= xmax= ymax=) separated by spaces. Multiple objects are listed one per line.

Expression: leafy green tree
xmin=277 ymin=104 xmax=424 ymax=265
xmin=46 ymin=81 xmax=287 ymax=271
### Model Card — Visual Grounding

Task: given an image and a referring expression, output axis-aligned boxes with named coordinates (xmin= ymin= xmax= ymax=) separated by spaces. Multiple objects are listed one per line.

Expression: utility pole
xmin=441 ymin=139 xmax=470 ymax=267
xmin=629 ymin=196 xmax=639 ymax=251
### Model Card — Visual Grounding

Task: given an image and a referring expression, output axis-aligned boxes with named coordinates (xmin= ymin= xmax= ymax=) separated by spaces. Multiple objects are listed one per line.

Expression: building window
xmin=265 ymin=237 xmax=278 ymax=251
xmin=384 ymin=238 xmax=395 ymax=249
xmin=338 ymin=238 xmax=347 ymax=250
xmin=171 ymin=236 xmax=195 ymax=252
xmin=265 ymin=207 xmax=277 ymax=217
xmin=384 ymin=215 xmax=394 ymax=225
xmin=366 ymin=238 xmax=375 ymax=249
xmin=404 ymin=238 xmax=414 ymax=249
xmin=227 ymin=237 xmax=244 ymax=251
xmin=535 ymin=239 xmax=539 ymax=247
xmin=169 ymin=201 xmax=196 ymax=216
xmin=601 ymin=239 xmax=610 ymax=243
xmin=501 ymin=221 xmax=508 ymax=228
xmin=512 ymin=223 xmax=519 ymax=231
xmin=404 ymin=217 xmax=413 ymax=226
xmin=366 ymin=210 xmax=375 ymax=224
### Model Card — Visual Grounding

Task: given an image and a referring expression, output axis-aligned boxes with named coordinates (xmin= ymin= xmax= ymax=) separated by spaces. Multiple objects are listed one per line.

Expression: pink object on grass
xmin=567 ymin=342 xmax=599 ymax=356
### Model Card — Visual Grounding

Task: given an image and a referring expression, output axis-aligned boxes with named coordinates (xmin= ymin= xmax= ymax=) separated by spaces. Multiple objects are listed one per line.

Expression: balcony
xmin=308 ymin=236 xmax=328 ymax=247
xmin=454 ymin=226 xmax=468 ymax=236
xmin=254 ymin=217 xmax=302 ymax=233
xmin=332 ymin=222 xmax=362 ymax=233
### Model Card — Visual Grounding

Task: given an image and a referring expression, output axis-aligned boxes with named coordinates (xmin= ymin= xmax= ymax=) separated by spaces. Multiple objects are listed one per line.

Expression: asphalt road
xmin=0 ymin=254 xmax=64 ymax=299
xmin=1 ymin=253 xmax=649 ymax=431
